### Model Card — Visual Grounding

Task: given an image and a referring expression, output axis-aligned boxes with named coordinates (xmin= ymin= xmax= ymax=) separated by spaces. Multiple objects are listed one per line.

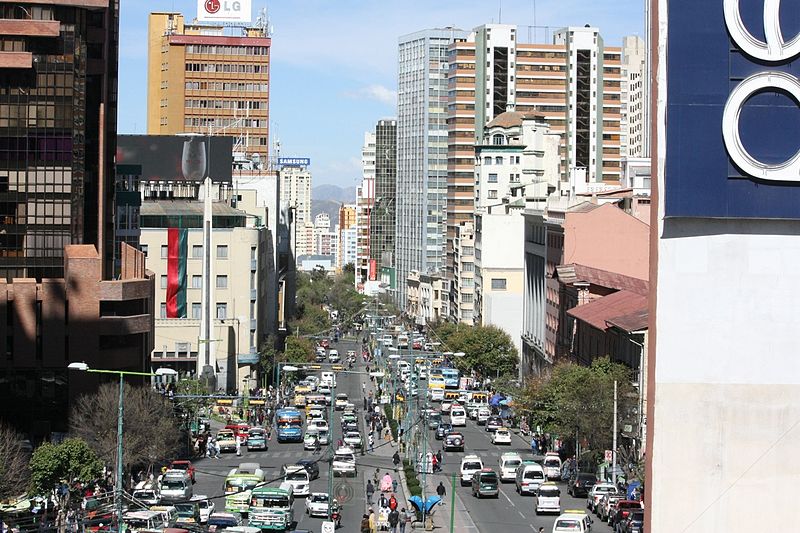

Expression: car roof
xmin=462 ymin=455 xmax=481 ymax=461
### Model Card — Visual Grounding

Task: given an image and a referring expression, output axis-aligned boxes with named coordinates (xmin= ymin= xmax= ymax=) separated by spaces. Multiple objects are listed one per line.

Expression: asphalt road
xmin=191 ymin=339 xmax=385 ymax=532
xmin=422 ymin=401 xmax=617 ymax=533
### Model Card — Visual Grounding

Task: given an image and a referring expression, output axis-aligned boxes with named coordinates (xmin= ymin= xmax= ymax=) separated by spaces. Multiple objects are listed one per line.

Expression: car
xmin=498 ymin=453 xmax=522 ymax=483
xmin=568 ymin=472 xmax=597 ymax=498
xmin=334 ymin=393 xmax=349 ymax=410
xmin=443 ymin=432 xmax=465 ymax=452
xmin=515 ymin=462 xmax=546 ymax=495
xmin=307 ymin=419 xmax=329 ymax=433
xmin=476 ymin=406 xmax=491 ymax=424
xmin=412 ymin=340 xmax=423 ymax=350
xmin=490 ymin=428 xmax=511 ymax=445
xmin=281 ymin=464 xmax=310 ymax=497
xmin=296 ymin=458 xmax=320 ymax=480
xmin=435 ymin=422 xmax=453 ymax=440
xmin=168 ymin=460 xmax=196 ymax=483
xmin=245 ymin=428 xmax=268 ymax=451
xmin=542 ymin=452 xmax=562 ymax=480
xmin=553 ymin=510 xmax=592 ymax=533
xmin=597 ymin=493 xmax=621 ymax=520
xmin=160 ymin=471 xmax=192 ymax=502
xmin=206 ymin=512 xmax=242 ymax=533
xmin=619 ymin=509 xmax=644 ymax=533
xmin=174 ymin=501 xmax=202 ymax=525
xmin=318 ymin=384 xmax=332 ymax=395
xmin=191 ymin=496 xmax=214 ymax=523
xmin=132 ymin=481 xmax=160 ymax=506
xmin=534 ymin=482 xmax=561 ymax=515
xmin=471 ymin=468 xmax=499 ymax=498
xmin=303 ymin=432 xmax=320 ymax=451
xmin=305 ymin=493 xmax=331 ymax=518
xmin=485 ymin=416 xmax=503 ymax=432
xmin=332 ymin=446 xmax=357 ymax=476
xmin=216 ymin=430 xmax=237 ymax=453
xmin=342 ymin=420 xmax=359 ymax=433
xmin=320 ymin=339 xmax=330 ymax=349
xmin=440 ymin=399 xmax=453 ymax=413
xmin=343 ymin=431 xmax=363 ymax=449
xmin=460 ymin=455 xmax=483 ymax=486
xmin=587 ymin=483 xmax=619 ymax=513
xmin=315 ymin=348 xmax=326 ymax=363
xmin=427 ymin=412 xmax=442 ymax=429
xmin=608 ymin=500 xmax=642 ymax=528
xmin=328 ymin=350 xmax=340 ymax=363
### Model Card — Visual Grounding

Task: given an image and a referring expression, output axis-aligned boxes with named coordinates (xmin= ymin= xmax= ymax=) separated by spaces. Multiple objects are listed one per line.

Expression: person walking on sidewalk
xmin=400 ymin=507 xmax=412 ymax=533
xmin=392 ymin=450 xmax=401 ymax=471
xmin=436 ymin=481 xmax=446 ymax=498
xmin=360 ymin=514 xmax=371 ymax=533
xmin=366 ymin=480 xmax=375 ymax=504
xmin=388 ymin=508 xmax=400 ymax=533
xmin=368 ymin=433 xmax=375 ymax=453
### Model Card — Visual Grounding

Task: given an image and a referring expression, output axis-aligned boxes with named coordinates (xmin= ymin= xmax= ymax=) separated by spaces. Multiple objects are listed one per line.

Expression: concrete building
xmin=450 ymin=223 xmax=475 ymax=324
xmin=140 ymin=199 xmax=270 ymax=391
xmin=280 ymin=163 xmax=313 ymax=226
xmin=370 ymin=119 xmax=397 ymax=288
xmin=620 ymin=36 xmax=646 ymax=158
xmin=0 ymin=1 xmax=158 ymax=439
xmin=395 ymin=28 xmax=468 ymax=306
xmin=521 ymin=201 xmax=649 ymax=376
xmin=297 ymin=255 xmax=335 ymax=272
xmin=338 ymin=205 xmax=357 ymax=270
xmin=406 ymin=270 xmax=450 ymax=327
xmin=146 ymin=12 xmax=271 ymax=160
xmin=355 ymin=173 xmax=374 ymax=291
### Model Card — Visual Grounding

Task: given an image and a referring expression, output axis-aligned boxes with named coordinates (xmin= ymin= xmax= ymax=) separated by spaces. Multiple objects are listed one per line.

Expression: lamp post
xmin=67 ymin=363 xmax=177 ymax=532
xmin=274 ymin=363 xmax=299 ymax=407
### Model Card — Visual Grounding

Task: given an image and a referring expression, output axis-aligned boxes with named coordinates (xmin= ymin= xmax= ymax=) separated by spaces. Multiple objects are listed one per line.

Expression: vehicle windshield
xmin=251 ymin=496 xmax=290 ymax=508
xmin=524 ymin=471 xmax=544 ymax=479
xmin=544 ymin=458 xmax=560 ymax=467
xmin=463 ymin=462 xmax=481 ymax=470
xmin=286 ymin=471 xmax=307 ymax=481
xmin=335 ymin=453 xmax=355 ymax=461
xmin=174 ymin=504 xmax=196 ymax=516
xmin=504 ymin=459 xmax=521 ymax=468
xmin=124 ymin=519 xmax=155 ymax=528
xmin=171 ymin=463 xmax=189 ymax=470
xmin=309 ymin=494 xmax=328 ymax=503
xmin=218 ymin=432 xmax=234 ymax=439
xmin=249 ymin=430 xmax=264 ymax=437
xmin=554 ymin=519 xmax=581 ymax=529
xmin=207 ymin=517 xmax=237 ymax=526
xmin=578 ymin=474 xmax=596 ymax=481
xmin=346 ymin=433 xmax=360 ymax=439
xmin=596 ymin=486 xmax=616 ymax=493
xmin=539 ymin=488 xmax=560 ymax=496
xmin=479 ymin=473 xmax=498 ymax=482
xmin=162 ymin=480 xmax=186 ymax=489
xmin=226 ymin=479 xmax=259 ymax=490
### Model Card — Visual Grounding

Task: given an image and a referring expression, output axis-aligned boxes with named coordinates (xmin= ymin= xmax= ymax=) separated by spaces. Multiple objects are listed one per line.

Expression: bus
xmin=304 ymin=394 xmax=326 ymax=414
xmin=248 ymin=484 xmax=294 ymax=531
xmin=427 ymin=374 xmax=445 ymax=402
xmin=224 ymin=463 xmax=265 ymax=514
xmin=276 ymin=409 xmax=303 ymax=443
xmin=441 ymin=368 xmax=460 ymax=389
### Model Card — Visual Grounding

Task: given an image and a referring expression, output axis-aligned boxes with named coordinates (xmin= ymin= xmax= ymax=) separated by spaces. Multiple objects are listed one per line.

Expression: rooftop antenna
xmin=499 ymin=0 xmax=502 ymax=23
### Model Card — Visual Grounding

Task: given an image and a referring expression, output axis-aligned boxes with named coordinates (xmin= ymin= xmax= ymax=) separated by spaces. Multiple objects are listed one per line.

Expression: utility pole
xmin=612 ymin=379 xmax=618 ymax=485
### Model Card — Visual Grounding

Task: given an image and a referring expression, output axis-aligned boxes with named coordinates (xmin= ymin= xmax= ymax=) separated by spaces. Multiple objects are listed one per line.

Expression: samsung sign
xmin=197 ymin=0 xmax=251 ymax=23
xmin=665 ymin=0 xmax=800 ymax=218
xmin=278 ymin=157 xmax=311 ymax=167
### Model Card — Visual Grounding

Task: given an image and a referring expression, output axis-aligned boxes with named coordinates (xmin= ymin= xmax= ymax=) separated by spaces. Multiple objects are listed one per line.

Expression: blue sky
xmin=118 ymin=0 xmax=644 ymax=187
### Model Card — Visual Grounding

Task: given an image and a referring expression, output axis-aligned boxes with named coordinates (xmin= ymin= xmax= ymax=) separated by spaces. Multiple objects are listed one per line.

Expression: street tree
xmin=430 ymin=323 xmax=518 ymax=378
xmin=29 ymin=438 xmax=102 ymax=507
xmin=259 ymin=334 xmax=280 ymax=378
xmin=282 ymin=336 xmax=315 ymax=364
xmin=70 ymin=383 xmax=181 ymax=474
xmin=0 ymin=421 xmax=30 ymax=500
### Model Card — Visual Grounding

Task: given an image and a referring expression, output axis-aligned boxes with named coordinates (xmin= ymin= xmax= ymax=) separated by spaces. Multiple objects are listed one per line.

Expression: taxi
xmin=216 ymin=430 xmax=237 ymax=453
xmin=534 ymin=482 xmax=561 ymax=515
xmin=552 ymin=510 xmax=592 ymax=532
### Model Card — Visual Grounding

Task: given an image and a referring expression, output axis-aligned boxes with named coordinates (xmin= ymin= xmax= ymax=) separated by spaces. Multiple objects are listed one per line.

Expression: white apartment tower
xmin=396 ymin=28 xmax=469 ymax=309
xmin=621 ymin=35 xmax=646 ymax=158
xmin=355 ymin=133 xmax=376 ymax=291
xmin=279 ymin=164 xmax=313 ymax=226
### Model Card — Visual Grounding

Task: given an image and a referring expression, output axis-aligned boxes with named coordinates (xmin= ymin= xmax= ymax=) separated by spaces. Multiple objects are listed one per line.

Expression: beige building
xmin=406 ymin=270 xmax=450 ymax=326
xmin=146 ymin=12 xmax=271 ymax=160
xmin=140 ymin=200 xmax=270 ymax=392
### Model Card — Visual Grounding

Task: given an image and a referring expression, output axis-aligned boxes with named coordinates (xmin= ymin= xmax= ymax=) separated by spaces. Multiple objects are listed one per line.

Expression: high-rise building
xmin=0 ymin=1 xmax=156 ymax=437
xmin=370 ymin=119 xmax=397 ymax=286
xmin=146 ymin=12 xmax=271 ymax=160
xmin=395 ymin=28 xmax=468 ymax=308
xmin=280 ymin=164 xmax=313 ymax=226
xmin=620 ymin=35 xmax=646 ymax=158
xmin=338 ymin=205 xmax=357 ymax=270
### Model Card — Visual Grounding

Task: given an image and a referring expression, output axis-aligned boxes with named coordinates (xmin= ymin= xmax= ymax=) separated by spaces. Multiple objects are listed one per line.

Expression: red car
xmin=412 ymin=340 xmax=423 ymax=350
xmin=320 ymin=339 xmax=330 ymax=349
xmin=609 ymin=500 xmax=642 ymax=528
xmin=169 ymin=460 xmax=196 ymax=483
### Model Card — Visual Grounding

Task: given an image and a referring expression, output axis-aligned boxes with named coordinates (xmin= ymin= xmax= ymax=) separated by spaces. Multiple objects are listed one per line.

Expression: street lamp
xmin=67 ymin=363 xmax=177 ymax=532
xmin=274 ymin=363 xmax=299 ymax=406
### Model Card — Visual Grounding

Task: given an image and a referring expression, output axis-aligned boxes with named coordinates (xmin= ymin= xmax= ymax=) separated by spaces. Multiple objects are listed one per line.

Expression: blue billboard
xmin=278 ymin=157 xmax=310 ymax=167
xmin=665 ymin=1 xmax=800 ymax=218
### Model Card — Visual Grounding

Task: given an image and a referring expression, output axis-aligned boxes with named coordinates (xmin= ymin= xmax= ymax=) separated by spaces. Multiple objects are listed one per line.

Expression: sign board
xmin=604 ymin=450 xmax=613 ymax=463
xmin=664 ymin=2 xmax=800 ymax=218
xmin=238 ymin=354 xmax=260 ymax=365
xmin=117 ymin=135 xmax=233 ymax=183
xmin=278 ymin=157 xmax=311 ymax=167
xmin=197 ymin=0 xmax=252 ymax=23
xmin=321 ymin=522 xmax=335 ymax=533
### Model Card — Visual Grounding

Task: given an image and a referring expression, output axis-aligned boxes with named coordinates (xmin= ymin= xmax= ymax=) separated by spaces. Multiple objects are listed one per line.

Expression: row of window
xmin=184 ymin=117 xmax=267 ymax=128
xmin=158 ymin=273 xmax=258 ymax=291
xmin=185 ymin=45 xmax=269 ymax=55
xmin=184 ymin=99 xmax=266 ymax=110
xmin=185 ymin=63 xmax=267 ymax=73
xmin=147 ymin=244 xmax=229 ymax=259
xmin=185 ymin=81 xmax=269 ymax=92
xmin=482 ymin=155 xmax=521 ymax=165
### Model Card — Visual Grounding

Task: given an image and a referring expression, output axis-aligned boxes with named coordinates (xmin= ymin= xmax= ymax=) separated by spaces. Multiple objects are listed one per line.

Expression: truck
xmin=248 ymin=484 xmax=294 ymax=531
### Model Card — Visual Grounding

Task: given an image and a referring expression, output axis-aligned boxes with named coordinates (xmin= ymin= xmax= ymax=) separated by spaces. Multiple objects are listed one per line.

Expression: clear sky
xmin=118 ymin=0 xmax=644 ymax=187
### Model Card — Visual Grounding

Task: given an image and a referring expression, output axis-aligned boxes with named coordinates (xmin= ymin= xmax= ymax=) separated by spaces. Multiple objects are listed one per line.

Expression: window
xmin=494 ymin=156 xmax=503 ymax=165
xmin=488 ymin=173 xmax=498 ymax=183
xmin=140 ymin=244 xmax=148 ymax=257
xmin=488 ymin=190 xmax=498 ymax=199
xmin=462 ymin=262 xmax=474 ymax=272
xmin=161 ymin=245 xmax=168 ymax=259
xmin=462 ymin=246 xmax=474 ymax=256
xmin=493 ymin=134 xmax=505 ymax=145
xmin=160 ymin=275 xmax=168 ymax=289
xmin=192 ymin=275 xmax=202 ymax=289
xmin=250 ymin=271 xmax=256 ymax=290
xmin=192 ymin=245 xmax=203 ymax=258
xmin=216 ymin=275 xmax=228 ymax=289
xmin=216 ymin=303 xmax=228 ymax=320
xmin=191 ymin=303 xmax=201 ymax=319
xmin=250 ymin=300 xmax=256 ymax=320
xmin=217 ymin=245 xmax=228 ymax=259
xmin=491 ymin=278 xmax=508 ymax=290
xmin=462 ymin=294 xmax=474 ymax=303
xmin=483 ymin=157 xmax=491 ymax=165
xmin=160 ymin=303 xmax=167 ymax=318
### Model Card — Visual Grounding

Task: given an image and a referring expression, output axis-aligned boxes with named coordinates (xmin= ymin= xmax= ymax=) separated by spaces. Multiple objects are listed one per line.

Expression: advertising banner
xmin=197 ymin=0 xmax=252 ymax=23
xmin=117 ymin=135 xmax=233 ymax=183
xmin=664 ymin=1 xmax=800 ymax=218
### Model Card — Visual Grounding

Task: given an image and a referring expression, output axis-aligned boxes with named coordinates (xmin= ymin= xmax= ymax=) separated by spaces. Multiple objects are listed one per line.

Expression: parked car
xmin=597 ymin=493 xmax=622 ymax=520
xmin=608 ymin=500 xmax=642 ymax=528
xmin=619 ymin=509 xmax=644 ymax=533
xmin=567 ymin=472 xmax=597 ymax=498
xmin=587 ymin=483 xmax=619 ymax=513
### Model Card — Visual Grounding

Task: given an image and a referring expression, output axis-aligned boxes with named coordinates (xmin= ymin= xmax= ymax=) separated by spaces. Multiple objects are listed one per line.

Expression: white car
xmin=305 ymin=493 xmax=331 ymax=518
xmin=476 ymin=406 xmax=491 ymax=424
xmin=343 ymin=431 xmax=363 ymax=449
xmin=491 ymin=428 xmax=512 ymax=445
xmin=332 ymin=447 xmax=357 ymax=477
xmin=191 ymin=496 xmax=214 ymax=523
xmin=281 ymin=465 xmax=310 ymax=497
xmin=308 ymin=419 xmax=329 ymax=433
xmin=587 ymin=483 xmax=619 ymax=512
xmin=335 ymin=394 xmax=349 ymax=410
xmin=460 ymin=455 xmax=484 ymax=486
xmin=303 ymin=432 xmax=319 ymax=451
xmin=318 ymin=384 xmax=332 ymax=395
xmin=328 ymin=350 xmax=340 ymax=362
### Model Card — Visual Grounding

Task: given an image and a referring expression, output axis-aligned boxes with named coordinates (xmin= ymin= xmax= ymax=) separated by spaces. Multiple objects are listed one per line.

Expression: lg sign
xmin=196 ymin=0 xmax=251 ymax=23
xmin=722 ymin=0 xmax=800 ymax=182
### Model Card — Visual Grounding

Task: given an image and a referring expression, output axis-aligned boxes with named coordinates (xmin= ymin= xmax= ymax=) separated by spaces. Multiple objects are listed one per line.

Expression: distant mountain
xmin=312 ymin=199 xmax=343 ymax=222
xmin=313 ymin=184 xmax=357 ymax=204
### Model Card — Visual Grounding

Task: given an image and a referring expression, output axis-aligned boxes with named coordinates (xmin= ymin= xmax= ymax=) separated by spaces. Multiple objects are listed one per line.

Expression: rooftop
xmin=567 ymin=290 xmax=648 ymax=331
xmin=555 ymin=264 xmax=649 ymax=296
xmin=485 ymin=111 xmax=545 ymax=129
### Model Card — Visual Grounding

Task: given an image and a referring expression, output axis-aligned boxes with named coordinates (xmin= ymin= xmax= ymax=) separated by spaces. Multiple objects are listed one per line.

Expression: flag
xmin=166 ymin=228 xmax=187 ymax=318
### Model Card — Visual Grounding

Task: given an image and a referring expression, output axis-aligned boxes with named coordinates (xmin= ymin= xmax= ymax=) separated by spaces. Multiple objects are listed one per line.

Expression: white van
xmin=515 ymin=462 xmax=545 ymax=495
xmin=281 ymin=464 xmax=310 ymax=496
xmin=321 ymin=371 xmax=336 ymax=388
xmin=122 ymin=510 xmax=165 ymax=533
xmin=328 ymin=350 xmax=340 ymax=363
xmin=460 ymin=455 xmax=484 ymax=486
xmin=534 ymin=482 xmax=561 ymax=515
xmin=498 ymin=453 xmax=522 ymax=483
xmin=543 ymin=453 xmax=562 ymax=480
xmin=552 ymin=510 xmax=592 ymax=532
xmin=159 ymin=471 xmax=192 ymax=502
xmin=449 ymin=405 xmax=467 ymax=427
xmin=132 ymin=481 xmax=160 ymax=505
xmin=476 ymin=406 xmax=491 ymax=424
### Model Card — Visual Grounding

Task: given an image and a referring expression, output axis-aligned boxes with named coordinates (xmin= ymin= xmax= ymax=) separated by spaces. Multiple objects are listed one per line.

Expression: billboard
xmin=117 ymin=135 xmax=233 ymax=183
xmin=197 ymin=0 xmax=252 ymax=23
xmin=278 ymin=157 xmax=311 ymax=167
xmin=665 ymin=1 xmax=800 ymax=218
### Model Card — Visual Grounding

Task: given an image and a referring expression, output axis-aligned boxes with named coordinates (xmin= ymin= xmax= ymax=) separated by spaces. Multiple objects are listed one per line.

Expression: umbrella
xmin=627 ymin=481 xmax=641 ymax=500
xmin=489 ymin=393 xmax=504 ymax=406
xmin=408 ymin=495 xmax=442 ymax=513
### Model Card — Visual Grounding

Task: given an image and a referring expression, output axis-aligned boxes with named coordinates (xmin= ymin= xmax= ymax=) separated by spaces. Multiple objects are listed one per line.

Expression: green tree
xmin=29 ymin=438 xmax=102 ymax=500
xmin=283 ymin=337 xmax=315 ymax=364
xmin=0 ymin=421 xmax=30 ymax=500
xmin=437 ymin=325 xmax=519 ymax=378
xmin=259 ymin=334 xmax=280 ymax=378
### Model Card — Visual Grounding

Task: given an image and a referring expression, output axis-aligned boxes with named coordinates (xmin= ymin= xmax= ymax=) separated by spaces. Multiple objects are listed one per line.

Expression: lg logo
xmin=204 ymin=0 xmax=220 ymax=14
xmin=722 ymin=0 xmax=800 ymax=181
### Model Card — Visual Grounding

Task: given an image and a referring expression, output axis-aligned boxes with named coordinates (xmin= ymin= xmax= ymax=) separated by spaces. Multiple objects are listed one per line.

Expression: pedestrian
xmin=392 ymin=450 xmax=401 ymax=470
xmin=436 ymin=481 xmax=446 ymax=497
xmin=368 ymin=434 xmax=375 ymax=453
xmin=374 ymin=468 xmax=381 ymax=486
xmin=378 ymin=492 xmax=388 ymax=510
xmin=313 ymin=435 xmax=321 ymax=455
xmin=360 ymin=513 xmax=371 ymax=533
xmin=392 ymin=478 xmax=398 ymax=493
xmin=402 ymin=507 xmax=413 ymax=532
xmin=388 ymin=493 xmax=398 ymax=511
xmin=235 ymin=436 xmax=242 ymax=457
xmin=368 ymin=508 xmax=376 ymax=533
xmin=366 ymin=480 xmax=375 ymax=504
xmin=538 ymin=529 xmax=545 ymax=533
xmin=388 ymin=507 xmax=400 ymax=533
xmin=436 ymin=449 xmax=443 ymax=466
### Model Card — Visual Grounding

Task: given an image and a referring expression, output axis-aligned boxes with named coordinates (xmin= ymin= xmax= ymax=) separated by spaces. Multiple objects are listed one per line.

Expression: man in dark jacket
xmin=388 ymin=508 xmax=400 ymax=533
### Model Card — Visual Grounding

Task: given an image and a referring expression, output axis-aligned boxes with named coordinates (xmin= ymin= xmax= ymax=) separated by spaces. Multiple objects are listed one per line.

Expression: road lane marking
xmin=499 ymin=487 xmax=515 ymax=507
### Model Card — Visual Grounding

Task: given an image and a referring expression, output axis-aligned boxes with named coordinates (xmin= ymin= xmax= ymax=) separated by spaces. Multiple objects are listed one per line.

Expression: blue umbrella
xmin=627 ymin=481 xmax=641 ymax=500
xmin=408 ymin=495 xmax=442 ymax=513
xmin=490 ymin=393 xmax=503 ymax=406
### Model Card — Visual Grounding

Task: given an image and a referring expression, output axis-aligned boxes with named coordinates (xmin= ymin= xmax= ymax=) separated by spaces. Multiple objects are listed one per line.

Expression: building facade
xmin=146 ymin=12 xmax=271 ymax=160
xmin=406 ymin=270 xmax=449 ymax=326
xmin=338 ymin=205 xmax=356 ymax=270
xmin=355 ymin=172 xmax=374 ymax=291
xmin=395 ymin=28 xmax=468 ymax=306
xmin=370 ymin=119 xmax=397 ymax=285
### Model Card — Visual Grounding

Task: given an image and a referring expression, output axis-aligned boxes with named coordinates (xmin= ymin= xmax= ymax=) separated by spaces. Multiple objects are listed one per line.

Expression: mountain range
xmin=311 ymin=184 xmax=357 ymax=222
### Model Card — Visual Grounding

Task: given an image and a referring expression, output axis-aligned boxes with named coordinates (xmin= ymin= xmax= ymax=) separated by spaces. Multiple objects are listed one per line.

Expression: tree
xmin=430 ymin=324 xmax=519 ymax=378
xmin=259 ymin=334 xmax=280 ymax=379
xmin=0 ymin=421 xmax=30 ymax=500
xmin=29 ymin=438 xmax=102 ymax=500
xmin=70 ymin=383 xmax=181 ymax=474
xmin=283 ymin=337 xmax=315 ymax=365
